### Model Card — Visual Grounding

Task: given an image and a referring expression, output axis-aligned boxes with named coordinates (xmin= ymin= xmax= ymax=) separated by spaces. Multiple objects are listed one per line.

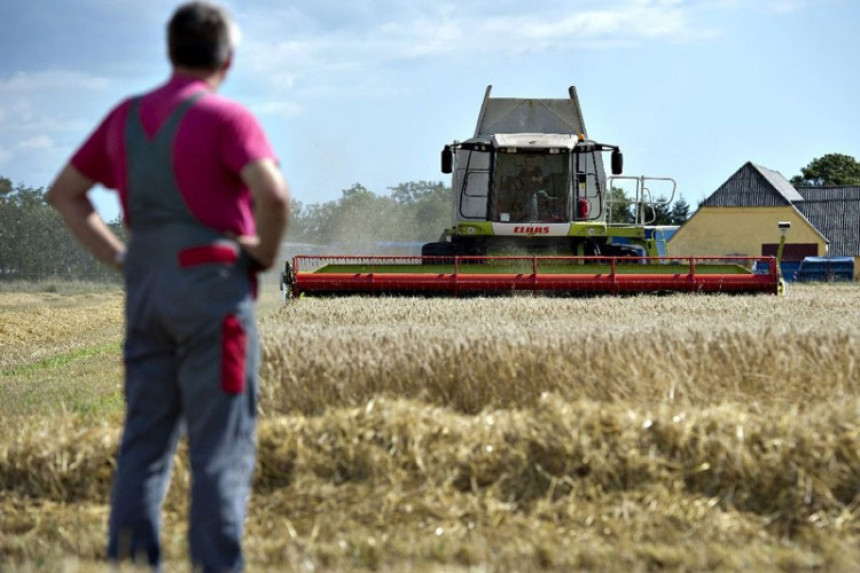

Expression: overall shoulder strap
xmin=124 ymin=91 xmax=210 ymax=231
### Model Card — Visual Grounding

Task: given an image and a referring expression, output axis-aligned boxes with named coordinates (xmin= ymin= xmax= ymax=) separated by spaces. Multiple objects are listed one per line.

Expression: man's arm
xmin=46 ymin=164 xmax=126 ymax=269
xmin=236 ymin=158 xmax=290 ymax=270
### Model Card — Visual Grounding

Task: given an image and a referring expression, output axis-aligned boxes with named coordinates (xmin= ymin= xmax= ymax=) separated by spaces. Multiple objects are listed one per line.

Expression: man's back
xmin=71 ymin=75 xmax=275 ymax=236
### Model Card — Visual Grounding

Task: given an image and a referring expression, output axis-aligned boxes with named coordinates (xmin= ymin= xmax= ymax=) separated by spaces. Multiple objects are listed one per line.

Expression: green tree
xmin=292 ymin=200 xmax=338 ymax=245
xmin=287 ymin=181 xmax=451 ymax=247
xmin=633 ymin=195 xmax=671 ymax=225
xmin=0 ymin=176 xmax=12 ymax=195
xmin=633 ymin=195 xmax=689 ymax=226
xmin=388 ymin=181 xmax=451 ymax=240
xmin=606 ymin=186 xmax=633 ymax=224
xmin=790 ymin=153 xmax=860 ymax=186
xmin=0 ymin=179 xmax=122 ymax=281
xmin=669 ymin=195 xmax=690 ymax=225
xmin=327 ymin=183 xmax=395 ymax=244
xmin=390 ymin=181 xmax=443 ymax=205
xmin=652 ymin=197 xmax=672 ymax=225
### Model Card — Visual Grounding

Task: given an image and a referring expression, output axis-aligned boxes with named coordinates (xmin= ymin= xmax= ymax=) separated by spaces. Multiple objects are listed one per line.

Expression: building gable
xmin=702 ymin=162 xmax=803 ymax=207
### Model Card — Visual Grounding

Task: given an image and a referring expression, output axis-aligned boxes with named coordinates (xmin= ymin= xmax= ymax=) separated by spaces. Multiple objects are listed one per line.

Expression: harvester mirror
xmin=611 ymin=148 xmax=623 ymax=175
xmin=441 ymin=145 xmax=454 ymax=174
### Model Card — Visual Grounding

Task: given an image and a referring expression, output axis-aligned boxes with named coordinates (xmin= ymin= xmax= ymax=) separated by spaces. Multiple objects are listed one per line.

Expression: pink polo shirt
xmin=71 ymin=75 xmax=277 ymax=236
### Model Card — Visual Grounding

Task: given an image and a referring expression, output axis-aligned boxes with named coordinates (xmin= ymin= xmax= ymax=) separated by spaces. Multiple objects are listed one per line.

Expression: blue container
xmin=794 ymin=256 xmax=854 ymax=282
xmin=752 ymin=259 xmax=801 ymax=279
xmin=780 ymin=260 xmax=802 ymax=282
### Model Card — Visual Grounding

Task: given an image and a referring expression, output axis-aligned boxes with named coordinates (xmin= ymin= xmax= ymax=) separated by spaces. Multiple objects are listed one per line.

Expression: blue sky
xmin=1 ymin=0 xmax=857 ymax=222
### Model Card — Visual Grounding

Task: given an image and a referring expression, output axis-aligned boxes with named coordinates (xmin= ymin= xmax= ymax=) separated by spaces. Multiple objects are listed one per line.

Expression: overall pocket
xmin=221 ymin=313 xmax=247 ymax=394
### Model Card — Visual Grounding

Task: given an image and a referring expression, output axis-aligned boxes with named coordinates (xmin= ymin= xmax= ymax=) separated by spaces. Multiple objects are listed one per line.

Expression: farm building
xmin=668 ymin=162 xmax=860 ymax=279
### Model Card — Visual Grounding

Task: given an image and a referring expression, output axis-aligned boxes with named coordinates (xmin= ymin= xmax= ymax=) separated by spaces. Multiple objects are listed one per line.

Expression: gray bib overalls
xmin=107 ymin=93 xmax=258 ymax=572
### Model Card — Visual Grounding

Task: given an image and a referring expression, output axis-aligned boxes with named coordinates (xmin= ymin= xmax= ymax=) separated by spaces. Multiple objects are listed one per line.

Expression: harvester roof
xmin=458 ymin=133 xmax=580 ymax=153
xmin=492 ymin=133 xmax=578 ymax=151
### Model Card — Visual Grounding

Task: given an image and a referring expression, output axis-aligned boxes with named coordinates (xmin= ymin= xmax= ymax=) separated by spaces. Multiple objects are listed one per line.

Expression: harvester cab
xmin=444 ymin=134 xmax=622 ymax=224
xmin=423 ymin=85 xmax=681 ymax=262
xmin=284 ymin=86 xmax=783 ymax=298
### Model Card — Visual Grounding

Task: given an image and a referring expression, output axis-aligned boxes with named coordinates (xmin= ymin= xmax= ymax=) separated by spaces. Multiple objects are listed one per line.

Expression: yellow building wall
xmin=668 ymin=206 xmax=827 ymax=258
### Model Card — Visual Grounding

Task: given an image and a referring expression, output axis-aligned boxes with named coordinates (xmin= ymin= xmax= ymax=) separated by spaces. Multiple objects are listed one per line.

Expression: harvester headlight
xmin=467 ymin=226 xmax=476 ymax=234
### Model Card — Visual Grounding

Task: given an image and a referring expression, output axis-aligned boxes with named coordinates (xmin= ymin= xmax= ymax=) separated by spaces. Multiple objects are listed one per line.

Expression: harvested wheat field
xmin=2 ymin=282 xmax=860 ymax=571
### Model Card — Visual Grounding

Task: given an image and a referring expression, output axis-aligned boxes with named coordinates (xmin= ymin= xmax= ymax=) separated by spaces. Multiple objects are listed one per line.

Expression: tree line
xmin=606 ymin=187 xmax=690 ymax=226
xmin=0 ymin=176 xmax=703 ymax=282
xmin=0 ymin=178 xmax=453 ymax=282
xmin=7 ymin=152 xmax=856 ymax=282
xmin=287 ymin=181 xmax=450 ymax=246
xmin=0 ymin=177 xmax=126 ymax=282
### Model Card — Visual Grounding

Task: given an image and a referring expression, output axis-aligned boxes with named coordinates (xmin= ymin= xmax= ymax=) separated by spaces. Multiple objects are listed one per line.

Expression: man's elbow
xmin=258 ymin=181 xmax=290 ymax=220
xmin=259 ymin=171 xmax=291 ymax=215
xmin=45 ymin=180 xmax=62 ymax=208
xmin=275 ymin=182 xmax=291 ymax=215
xmin=46 ymin=164 xmax=94 ymax=210
xmin=243 ymin=160 xmax=290 ymax=207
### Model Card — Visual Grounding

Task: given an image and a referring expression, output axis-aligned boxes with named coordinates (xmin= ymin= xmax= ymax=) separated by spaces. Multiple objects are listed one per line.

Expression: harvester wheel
xmin=597 ymin=242 xmax=645 ymax=264
xmin=568 ymin=238 xmax=603 ymax=258
xmin=280 ymin=261 xmax=293 ymax=305
xmin=421 ymin=241 xmax=458 ymax=265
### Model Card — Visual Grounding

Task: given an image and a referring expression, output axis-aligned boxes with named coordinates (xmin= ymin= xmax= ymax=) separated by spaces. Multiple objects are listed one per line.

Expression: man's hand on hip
xmin=239 ymin=159 xmax=290 ymax=271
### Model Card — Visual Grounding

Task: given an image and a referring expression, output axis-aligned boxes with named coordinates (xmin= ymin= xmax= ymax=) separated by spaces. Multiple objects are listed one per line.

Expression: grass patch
xmin=0 ymin=344 xmax=124 ymax=418
xmin=2 ymin=343 xmax=119 ymax=377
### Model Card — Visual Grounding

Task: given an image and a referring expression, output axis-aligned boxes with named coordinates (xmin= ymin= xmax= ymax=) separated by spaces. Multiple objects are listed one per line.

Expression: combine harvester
xmin=283 ymin=86 xmax=785 ymax=298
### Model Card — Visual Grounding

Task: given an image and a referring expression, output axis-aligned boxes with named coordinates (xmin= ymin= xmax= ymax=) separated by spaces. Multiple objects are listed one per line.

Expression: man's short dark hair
xmin=168 ymin=2 xmax=236 ymax=71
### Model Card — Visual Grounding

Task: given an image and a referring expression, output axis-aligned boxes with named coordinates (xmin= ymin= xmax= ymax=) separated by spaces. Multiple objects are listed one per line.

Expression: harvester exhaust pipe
xmin=776 ymin=221 xmax=791 ymax=267
xmin=775 ymin=221 xmax=791 ymax=296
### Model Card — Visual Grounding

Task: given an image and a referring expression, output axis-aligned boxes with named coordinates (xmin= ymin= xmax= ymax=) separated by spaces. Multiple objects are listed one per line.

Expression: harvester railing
xmin=606 ymin=176 xmax=677 ymax=226
xmin=286 ymin=254 xmax=781 ymax=298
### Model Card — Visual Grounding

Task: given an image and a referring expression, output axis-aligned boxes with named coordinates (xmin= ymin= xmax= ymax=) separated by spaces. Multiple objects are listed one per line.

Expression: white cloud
xmin=209 ymin=0 xmax=729 ymax=127
xmin=236 ymin=0 xmax=718 ymax=98
xmin=761 ymin=0 xmax=807 ymax=13
xmin=19 ymin=135 xmax=55 ymax=150
xmin=252 ymin=101 xmax=304 ymax=119
xmin=0 ymin=70 xmax=113 ymax=131
xmin=477 ymin=6 xmax=703 ymax=48
xmin=689 ymin=0 xmax=814 ymax=14
xmin=0 ymin=69 xmax=118 ymax=187
xmin=0 ymin=70 xmax=110 ymax=94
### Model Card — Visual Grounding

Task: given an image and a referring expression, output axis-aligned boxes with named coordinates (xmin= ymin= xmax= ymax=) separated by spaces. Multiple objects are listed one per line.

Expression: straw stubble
xmin=3 ymin=284 xmax=860 ymax=570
